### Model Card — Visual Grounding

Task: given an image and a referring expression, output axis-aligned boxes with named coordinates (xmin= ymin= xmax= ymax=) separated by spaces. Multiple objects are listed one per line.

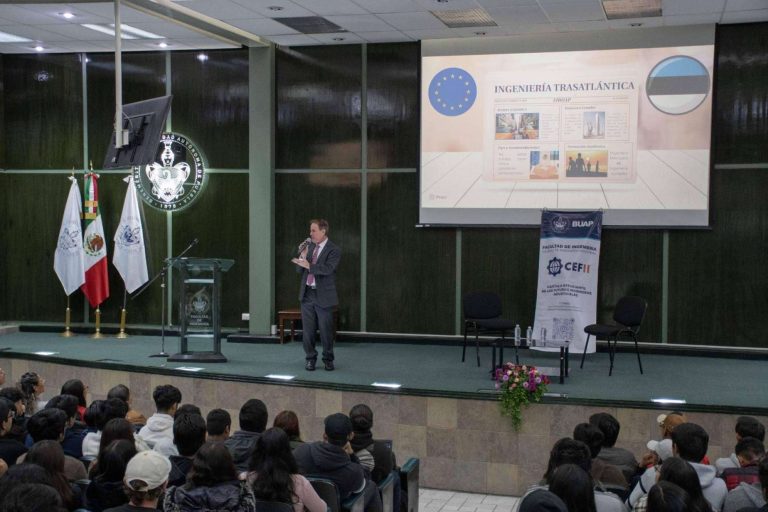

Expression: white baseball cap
xmin=124 ymin=450 xmax=172 ymax=491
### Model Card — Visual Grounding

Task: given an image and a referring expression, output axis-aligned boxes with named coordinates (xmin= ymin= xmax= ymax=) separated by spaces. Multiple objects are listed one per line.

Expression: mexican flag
xmin=81 ymin=172 xmax=109 ymax=307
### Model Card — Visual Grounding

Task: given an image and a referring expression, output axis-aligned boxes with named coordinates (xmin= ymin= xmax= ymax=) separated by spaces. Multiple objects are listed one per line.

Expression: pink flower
xmin=502 ymin=374 xmax=509 ymax=382
xmin=523 ymin=382 xmax=529 ymax=390
xmin=494 ymin=382 xmax=500 ymax=390
xmin=511 ymin=383 xmax=517 ymax=388
xmin=535 ymin=377 xmax=542 ymax=384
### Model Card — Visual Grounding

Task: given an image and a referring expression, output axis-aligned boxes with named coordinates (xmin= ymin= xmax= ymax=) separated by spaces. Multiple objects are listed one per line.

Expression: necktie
xmin=306 ymin=245 xmax=320 ymax=287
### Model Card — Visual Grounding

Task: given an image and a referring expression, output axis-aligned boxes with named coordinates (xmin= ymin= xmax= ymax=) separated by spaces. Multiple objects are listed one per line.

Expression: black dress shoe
xmin=305 ymin=360 xmax=316 ymax=371
xmin=324 ymin=361 xmax=334 ymax=371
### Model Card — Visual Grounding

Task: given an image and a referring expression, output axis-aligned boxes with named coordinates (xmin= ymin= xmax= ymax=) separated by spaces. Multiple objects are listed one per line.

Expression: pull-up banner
xmin=533 ymin=210 xmax=602 ymax=353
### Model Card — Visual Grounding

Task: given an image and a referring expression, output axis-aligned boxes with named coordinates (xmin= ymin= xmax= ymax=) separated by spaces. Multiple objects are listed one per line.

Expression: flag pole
xmin=61 ymin=295 xmax=75 ymax=337
xmin=116 ymin=289 xmax=129 ymax=339
xmin=91 ymin=305 xmax=105 ymax=339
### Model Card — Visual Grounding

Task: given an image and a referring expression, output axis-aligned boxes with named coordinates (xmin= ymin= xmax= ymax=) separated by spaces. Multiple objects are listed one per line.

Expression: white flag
xmin=113 ymin=176 xmax=149 ymax=293
xmin=54 ymin=178 xmax=86 ymax=295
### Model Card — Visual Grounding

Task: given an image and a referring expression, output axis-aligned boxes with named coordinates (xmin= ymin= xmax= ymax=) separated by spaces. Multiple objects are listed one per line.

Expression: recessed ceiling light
xmin=332 ymin=37 xmax=345 ymax=41
xmin=60 ymin=12 xmax=75 ymax=19
xmin=629 ymin=22 xmax=643 ymax=27
xmin=0 ymin=30 xmax=32 ymax=43
xmin=474 ymin=31 xmax=487 ymax=36
xmin=197 ymin=53 xmax=208 ymax=62
xmin=34 ymin=45 xmax=45 ymax=52
xmin=268 ymin=6 xmax=284 ymax=11
xmin=436 ymin=0 xmax=449 ymax=3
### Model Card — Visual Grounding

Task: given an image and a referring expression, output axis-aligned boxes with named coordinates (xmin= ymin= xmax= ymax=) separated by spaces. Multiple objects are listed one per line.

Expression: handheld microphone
xmin=298 ymin=237 xmax=312 ymax=251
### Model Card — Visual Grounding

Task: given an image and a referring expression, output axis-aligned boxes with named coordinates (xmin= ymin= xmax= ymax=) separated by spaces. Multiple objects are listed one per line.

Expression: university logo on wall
xmin=133 ymin=133 xmax=207 ymax=212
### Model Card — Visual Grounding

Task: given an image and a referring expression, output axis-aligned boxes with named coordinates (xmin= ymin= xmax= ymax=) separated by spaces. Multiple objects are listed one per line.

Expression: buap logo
xmin=428 ymin=67 xmax=477 ymax=116
xmin=551 ymin=216 xmax=569 ymax=234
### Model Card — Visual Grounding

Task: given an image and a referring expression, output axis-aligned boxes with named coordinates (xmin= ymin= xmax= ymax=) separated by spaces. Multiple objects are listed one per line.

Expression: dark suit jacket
xmin=297 ymin=239 xmax=341 ymax=308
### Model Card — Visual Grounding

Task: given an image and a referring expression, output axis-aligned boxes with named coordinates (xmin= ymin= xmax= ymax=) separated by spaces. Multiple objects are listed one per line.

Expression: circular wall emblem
xmin=646 ymin=56 xmax=710 ymax=115
xmin=133 ymin=133 xmax=207 ymax=212
xmin=428 ymin=67 xmax=477 ymax=116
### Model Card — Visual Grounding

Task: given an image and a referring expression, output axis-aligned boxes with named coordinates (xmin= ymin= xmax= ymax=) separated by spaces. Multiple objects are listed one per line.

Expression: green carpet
xmin=0 ymin=332 xmax=766 ymax=414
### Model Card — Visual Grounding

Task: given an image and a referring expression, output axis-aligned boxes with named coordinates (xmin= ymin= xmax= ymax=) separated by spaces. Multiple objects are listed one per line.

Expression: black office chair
xmin=462 ymin=292 xmax=518 ymax=370
xmin=308 ymin=477 xmax=365 ymax=512
xmin=580 ymin=295 xmax=647 ymax=376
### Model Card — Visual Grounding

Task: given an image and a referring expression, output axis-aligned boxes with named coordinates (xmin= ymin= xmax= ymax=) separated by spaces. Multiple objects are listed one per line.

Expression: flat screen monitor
xmin=103 ymin=95 xmax=172 ymax=169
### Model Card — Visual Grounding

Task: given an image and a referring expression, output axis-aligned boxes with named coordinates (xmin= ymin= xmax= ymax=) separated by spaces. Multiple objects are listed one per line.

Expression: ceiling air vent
xmin=431 ymin=8 xmax=498 ymax=29
xmin=273 ymin=16 xmax=346 ymax=34
xmin=602 ymin=0 xmax=661 ymax=20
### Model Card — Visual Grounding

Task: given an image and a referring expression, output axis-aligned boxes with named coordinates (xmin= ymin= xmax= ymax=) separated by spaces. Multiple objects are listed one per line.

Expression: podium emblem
xmin=134 ymin=133 xmax=207 ymax=212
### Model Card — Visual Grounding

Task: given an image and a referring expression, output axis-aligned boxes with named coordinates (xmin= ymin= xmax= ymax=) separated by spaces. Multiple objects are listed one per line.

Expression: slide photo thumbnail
xmin=582 ymin=111 xmax=606 ymax=139
xmin=495 ymin=113 xmax=540 ymax=140
xmin=565 ymin=150 xmax=609 ymax=178
xmin=530 ymin=149 xmax=560 ymax=180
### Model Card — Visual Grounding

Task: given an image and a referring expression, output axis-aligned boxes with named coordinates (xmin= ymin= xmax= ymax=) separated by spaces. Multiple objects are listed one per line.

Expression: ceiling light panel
xmin=0 ymin=30 xmax=32 ymax=43
xmin=431 ymin=8 xmax=498 ymax=28
xmin=602 ymin=0 xmax=662 ymax=20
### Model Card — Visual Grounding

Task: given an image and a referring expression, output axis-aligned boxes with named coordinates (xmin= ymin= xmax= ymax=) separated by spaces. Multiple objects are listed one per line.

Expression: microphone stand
xmin=133 ymin=239 xmax=199 ymax=358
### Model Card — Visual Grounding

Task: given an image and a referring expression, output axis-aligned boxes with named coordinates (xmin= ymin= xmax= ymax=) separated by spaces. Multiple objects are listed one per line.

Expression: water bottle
xmin=514 ymin=324 xmax=521 ymax=346
xmin=540 ymin=327 xmax=547 ymax=345
xmin=526 ymin=326 xmax=532 ymax=347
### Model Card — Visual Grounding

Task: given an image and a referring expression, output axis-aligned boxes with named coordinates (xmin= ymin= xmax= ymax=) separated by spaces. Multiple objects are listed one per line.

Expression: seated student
xmin=163 ymin=441 xmax=256 ymax=512
xmin=671 ymin=422 xmax=727 ymax=511
xmin=521 ymin=438 xmax=628 ymax=512
xmin=0 ymin=397 xmax=27 ymax=468
xmin=549 ymin=463 xmax=598 ymax=512
xmin=225 ymin=399 xmax=269 ymax=474
xmin=206 ymin=408 xmax=231 ymax=443
xmin=45 ymin=394 xmax=88 ymax=459
xmin=589 ymin=413 xmax=639 ymax=482
xmin=632 ymin=457 xmax=711 ymax=512
xmin=720 ymin=437 xmax=764 ymax=491
xmin=294 ymin=413 xmax=382 ymax=512
xmin=83 ymin=398 xmax=132 ymax=458
xmin=0 ymin=387 xmax=29 ymax=442
xmin=26 ymin=440 xmax=83 ymax=511
xmin=716 ymin=416 xmax=766 ymax=475
xmin=17 ymin=408 xmax=87 ymax=481
xmin=60 ymin=379 xmax=88 ymax=422
xmin=645 ymin=481 xmax=691 ymax=512
xmin=573 ymin=423 xmax=627 ymax=490
xmin=107 ymin=384 xmax=147 ymax=427
xmin=723 ymin=454 xmax=768 ymax=512
xmin=519 ymin=489 xmax=569 ymax=512
xmin=246 ymin=427 xmax=326 ymax=512
xmin=105 ymin=449 xmax=172 ymax=512
xmin=89 ymin=418 xmax=150 ymax=476
xmin=628 ymin=439 xmax=674 ymax=508
xmin=0 ymin=483 xmax=67 ymax=512
xmin=138 ymin=385 xmax=181 ymax=450
xmin=153 ymin=404 xmax=204 ymax=458
xmin=85 ymin=439 xmax=137 ymax=512
xmin=349 ymin=404 xmax=396 ymax=483
xmin=167 ymin=413 xmax=207 ymax=487
xmin=19 ymin=371 xmax=46 ymax=416
xmin=274 ymin=410 xmax=303 ymax=450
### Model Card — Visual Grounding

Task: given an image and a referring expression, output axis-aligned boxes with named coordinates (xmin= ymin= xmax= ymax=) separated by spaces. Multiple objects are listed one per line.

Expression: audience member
xmin=206 ymin=408 xmax=231 ymax=443
xmin=163 ymin=441 xmax=256 ymax=512
xmin=0 ymin=483 xmax=67 ymax=512
xmin=657 ymin=413 xmax=687 ymax=439
xmin=59 ymin=379 xmax=88 ymax=422
xmin=107 ymin=384 xmax=147 ymax=426
xmin=720 ymin=437 xmax=764 ymax=491
xmin=19 ymin=372 xmax=45 ymax=416
xmin=0 ymin=398 xmax=26 ymax=468
xmin=573 ymin=422 xmax=627 ymax=489
xmin=104 ymin=449 xmax=172 ymax=512
xmin=519 ymin=489 xmax=568 ymax=512
xmin=177 ymin=404 xmax=202 ymax=417
xmin=629 ymin=439 xmax=674 ymax=509
xmin=167 ymin=413 xmax=207 ymax=487
xmin=274 ymin=410 xmax=303 ymax=450
xmin=294 ymin=413 xmax=382 ymax=512
xmin=83 ymin=398 xmax=132 ymax=458
xmin=717 ymin=416 xmax=766 ymax=475
xmin=349 ymin=404 xmax=396 ymax=483
xmin=635 ymin=457 xmax=711 ymax=512
xmin=152 ymin=404 xmax=203 ymax=457
xmin=45 ymin=394 xmax=88 ymax=459
xmin=0 ymin=367 xmax=4 ymax=386
xmin=645 ymin=481 xmax=690 ymax=512
xmin=246 ymin=427 xmax=326 ymax=512
xmin=0 ymin=462 xmax=54 ymax=503
xmin=138 ymin=385 xmax=181 ymax=450
xmin=671 ymin=422 xmax=727 ymax=511
xmin=20 ymin=407 xmax=86 ymax=481
xmin=85 ymin=439 xmax=137 ymax=512
xmin=0 ymin=388 xmax=27 ymax=442
xmin=549 ymin=463 xmax=597 ymax=512
xmin=25 ymin=440 xmax=83 ymax=510
xmin=225 ymin=398 xmax=269 ymax=473
xmin=589 ymin=413 xmax=638 ymax=481
xmin=90 ymin=418 xmax=149 ymax=476
xmin=723 ymin=455 xmax=768 ymax=512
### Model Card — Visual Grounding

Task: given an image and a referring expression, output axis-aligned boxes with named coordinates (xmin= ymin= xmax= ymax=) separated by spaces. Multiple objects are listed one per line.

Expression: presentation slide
xmin=420 ymin=27 xmax=715 ymax=227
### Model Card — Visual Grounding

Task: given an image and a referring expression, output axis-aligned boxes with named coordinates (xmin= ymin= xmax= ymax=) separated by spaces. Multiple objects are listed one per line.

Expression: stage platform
xmin=1 ymin=329 xmax=767 ymax=496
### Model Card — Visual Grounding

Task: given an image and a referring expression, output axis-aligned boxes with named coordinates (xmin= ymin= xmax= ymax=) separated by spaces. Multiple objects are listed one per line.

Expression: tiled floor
xmin=420 ymin=488 xmax=520 ymax=512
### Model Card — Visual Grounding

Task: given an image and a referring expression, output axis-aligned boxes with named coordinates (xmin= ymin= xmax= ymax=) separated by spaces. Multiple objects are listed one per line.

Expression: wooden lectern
xmin=167 ymin=257 xmax=234 ymax=363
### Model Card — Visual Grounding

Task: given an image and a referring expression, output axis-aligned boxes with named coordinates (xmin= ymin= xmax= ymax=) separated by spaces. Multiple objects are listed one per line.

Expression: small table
xmin=495 ymin=338 xmax=570 ymax=384
xmin=277 ymin=307 xmax=339 ymax=344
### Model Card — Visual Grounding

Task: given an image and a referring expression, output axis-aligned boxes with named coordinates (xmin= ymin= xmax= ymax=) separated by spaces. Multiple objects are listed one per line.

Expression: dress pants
xmin=301 ymin=288 xmax=335 ymax=362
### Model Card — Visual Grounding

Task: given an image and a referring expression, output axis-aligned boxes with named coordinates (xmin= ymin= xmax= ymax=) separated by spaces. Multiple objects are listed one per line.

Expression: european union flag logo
xmin=429 ymin=67 xmax=477 ymax=117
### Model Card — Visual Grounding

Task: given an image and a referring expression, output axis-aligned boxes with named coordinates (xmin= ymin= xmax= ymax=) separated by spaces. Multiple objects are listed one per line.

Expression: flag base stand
xmin=61 ymin=302 xmax=75 ymax=337
xmin=116 ymin=308 xmax=128 ymax=339
xmin=91 ymin=308 xmax=106 ymax=339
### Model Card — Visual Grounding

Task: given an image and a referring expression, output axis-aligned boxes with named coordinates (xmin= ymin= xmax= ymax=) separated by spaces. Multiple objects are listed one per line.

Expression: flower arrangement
xmin=495 ymin=363 xmax=550 ymax=430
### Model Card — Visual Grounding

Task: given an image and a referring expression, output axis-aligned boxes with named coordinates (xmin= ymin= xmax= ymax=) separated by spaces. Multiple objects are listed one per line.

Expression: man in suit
xmin=291 ymin=219 xmax=341 ymax=371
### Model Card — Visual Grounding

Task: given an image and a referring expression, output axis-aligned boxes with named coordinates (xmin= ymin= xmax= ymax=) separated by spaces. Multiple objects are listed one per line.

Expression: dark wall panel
xmin=366 ymin=43 xmax=419 ymax=169
xmin=0 ymin=174 xmax=85 ymax=322
xmin=171 ymin=50 xmax=249 ymax=169
xmin=668 ymin=169 xmax=768 ymax=347
xmin=0 ymin=55 xmax=5 ymax=168
xmin=276 ymin=45 xmax=362 ymax=169
xmin=275 ymin=173 xmax=361 ymax=330
xmin=171 ymin=173 xmax=249 ymax=326
xmin=3 ymin=54 xmax=83 ymax=169
xmin=366 ymin=173 xmax=455 ymax=334
xmin=86 ymin=52 xmax=167 ymax=170
xmin=713 ymin=23 xmax=768 ymax=165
